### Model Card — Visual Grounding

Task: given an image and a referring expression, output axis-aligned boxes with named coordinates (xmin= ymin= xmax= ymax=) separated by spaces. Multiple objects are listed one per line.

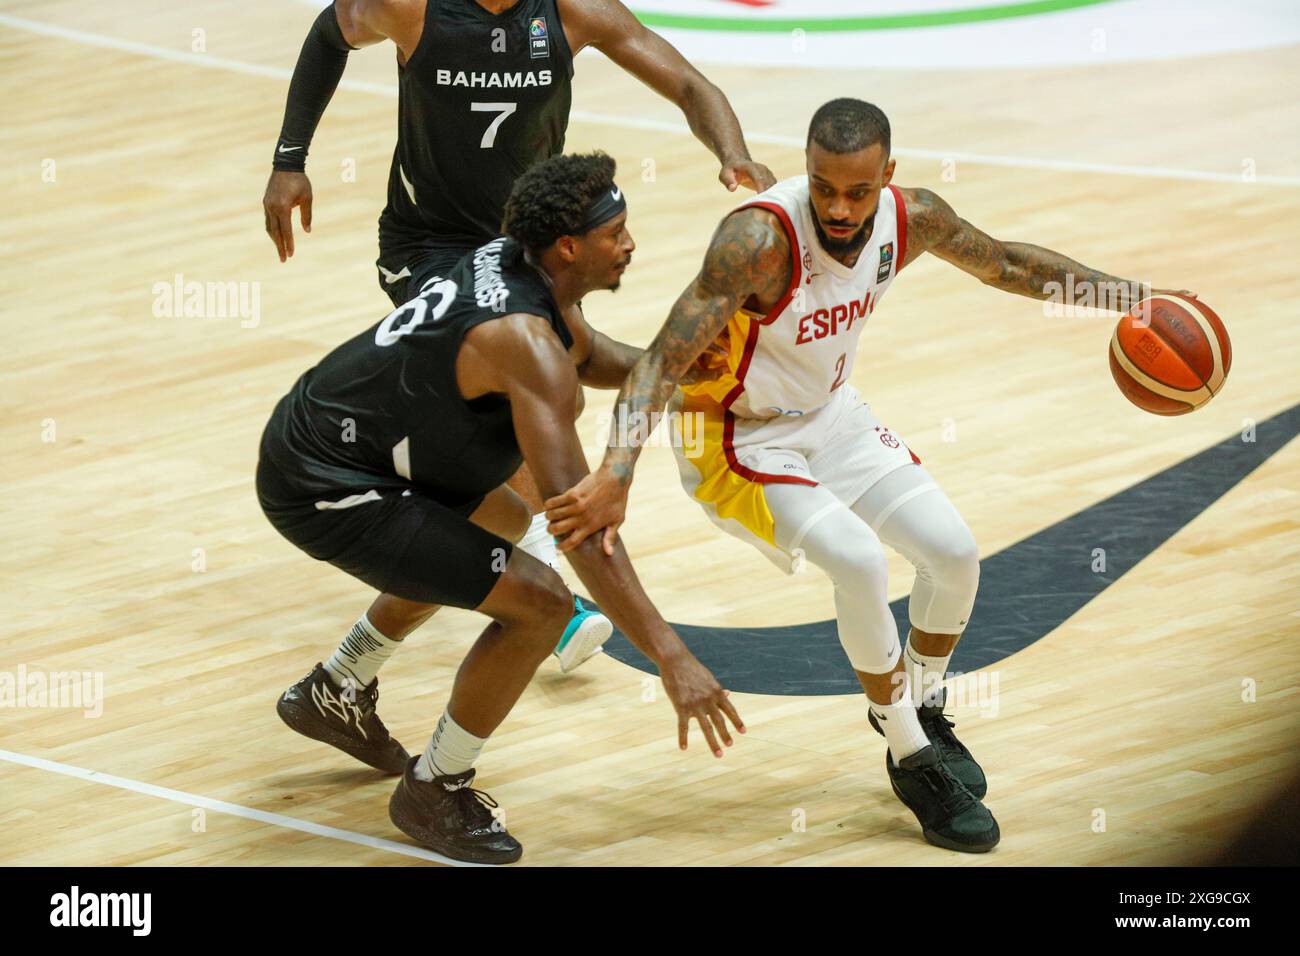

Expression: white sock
xmin=414 ymin=710 xmax=488 ymax=780
xmin=518 ymin=513 xmax=561 ymax=572
xmin=323 ymin=615 xmax=400 ymax=690
xmin=869 ymin=680 xmax=930 ymax=761
xmin=904 ymin=631 xmax=953 ymax=707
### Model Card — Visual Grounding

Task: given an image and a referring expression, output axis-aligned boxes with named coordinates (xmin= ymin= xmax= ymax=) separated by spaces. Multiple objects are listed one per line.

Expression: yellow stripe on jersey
xmin=679 ymin=308 xmax=758 ymax=406
xmin=674 ymin=394 xmax=778 ymax=548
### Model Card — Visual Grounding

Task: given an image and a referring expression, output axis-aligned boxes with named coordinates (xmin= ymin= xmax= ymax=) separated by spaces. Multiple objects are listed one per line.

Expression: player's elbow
xmin=336 ymin=0 xmax=399 ymax=48
xmin=678 ymin=72 xmax=720 ymax=115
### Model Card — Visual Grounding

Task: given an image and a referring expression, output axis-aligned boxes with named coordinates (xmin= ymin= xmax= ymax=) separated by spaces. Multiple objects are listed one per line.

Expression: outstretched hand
xmin=720 ymin=159 xmax=776 ymax=194
xmin=263 ymin=170 xmax=313 ymax=262
xmin=658 ymin=650 xmax=745 ymax=758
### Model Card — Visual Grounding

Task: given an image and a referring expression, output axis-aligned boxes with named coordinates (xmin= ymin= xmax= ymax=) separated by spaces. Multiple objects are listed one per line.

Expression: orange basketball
xmin=1109 ymin=294 xmax=1231 ymax=415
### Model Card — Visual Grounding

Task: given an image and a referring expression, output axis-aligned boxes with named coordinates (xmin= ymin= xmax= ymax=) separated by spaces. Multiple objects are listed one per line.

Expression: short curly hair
xmin=807 ymin=98 xmax=891 ymax=156
xmin=501 ymin=151 xmax=618 ymax=254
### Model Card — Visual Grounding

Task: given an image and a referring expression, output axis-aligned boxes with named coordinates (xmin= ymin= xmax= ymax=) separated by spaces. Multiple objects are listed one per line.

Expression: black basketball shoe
xmin=869 ymin=686 xmax=987 ymax=798
xmin=276 ymin=663 xmax=409 ymax=774
xmin=388 ymin=758 xmax=523 ymax=865
xmin=886 ymin=745 xmax=1000 ymax=853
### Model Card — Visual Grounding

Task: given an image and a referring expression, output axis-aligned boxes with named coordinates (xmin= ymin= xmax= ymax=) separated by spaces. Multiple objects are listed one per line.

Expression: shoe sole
xmin=888 ymin=778 xmax=1000 ymax=853
xmin=276 ymin=695 xmax=408 ymax=775
xmin=388 ymin=786 xmax=523 ymax=865
xmin=556 ymin=614 xmax=612 ymax=673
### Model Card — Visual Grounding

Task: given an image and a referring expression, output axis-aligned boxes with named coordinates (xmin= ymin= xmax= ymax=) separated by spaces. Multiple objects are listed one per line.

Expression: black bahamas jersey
xmin=260 ymin=237 xmax=573 ymax=508
xmin=381 ymin=0 xmax=575 ymax=250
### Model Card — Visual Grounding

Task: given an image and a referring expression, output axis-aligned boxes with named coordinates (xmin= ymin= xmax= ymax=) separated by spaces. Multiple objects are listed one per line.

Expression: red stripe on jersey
xmin=720 ymin=306 xmax=761 ymax=410
xmin=730 ymin=200 xmax=802 ymax=326
xmin=718 ymin=199 xmax=802 ymax=409
xmin=888 ymin=184 xmax=908 ymax=273
xmin=715 ymin=199 xmax=817 ymax=486
xmin=722 ymin=411 xmax=818 ymax=486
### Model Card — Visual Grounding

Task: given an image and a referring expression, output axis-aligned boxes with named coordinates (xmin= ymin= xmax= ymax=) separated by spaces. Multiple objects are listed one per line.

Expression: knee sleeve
xmin=851 ymin=465 xmax=980 ymax=635
xmin=767 ymin=485 xmax=902 ymax=674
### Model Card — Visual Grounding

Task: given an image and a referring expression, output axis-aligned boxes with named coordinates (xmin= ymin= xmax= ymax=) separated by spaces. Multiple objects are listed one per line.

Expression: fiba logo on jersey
xmin=876 ymin=241 xmax=894 ymax=284
xmin=529 ymin=17 xmax=550 ymax=59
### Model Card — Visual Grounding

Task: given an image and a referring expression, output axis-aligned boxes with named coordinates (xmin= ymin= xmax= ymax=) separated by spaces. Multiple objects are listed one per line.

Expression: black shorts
xmin=256 ymin=457 xmax=512 ymax=608
xmin=376 ymin=241 xmax=474 ymax=309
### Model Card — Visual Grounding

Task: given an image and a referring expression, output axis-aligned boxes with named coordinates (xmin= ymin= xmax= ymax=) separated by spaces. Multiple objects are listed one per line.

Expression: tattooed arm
xmin=543 ymin=207 xmax=791 ymax=552
xmin=901 ymin=187 xmax=1174 ymax=311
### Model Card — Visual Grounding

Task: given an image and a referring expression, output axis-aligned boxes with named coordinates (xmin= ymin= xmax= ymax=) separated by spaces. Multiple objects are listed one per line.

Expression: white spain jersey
xmin=681 ymin=175 xmax=908 ymax=420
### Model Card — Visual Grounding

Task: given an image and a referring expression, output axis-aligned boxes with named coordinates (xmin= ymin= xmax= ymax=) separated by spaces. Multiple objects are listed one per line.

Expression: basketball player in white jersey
xmin=545 ymin=99 xmax=1195 ymax=852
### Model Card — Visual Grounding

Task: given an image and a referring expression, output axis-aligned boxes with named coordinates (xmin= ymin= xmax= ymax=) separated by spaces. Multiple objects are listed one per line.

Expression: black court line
xmin=597 ymin=401 xmax=1299 ymax=695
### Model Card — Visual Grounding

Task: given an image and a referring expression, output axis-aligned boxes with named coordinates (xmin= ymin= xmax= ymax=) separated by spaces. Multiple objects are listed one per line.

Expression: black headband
xmin=576 ymin=183 xmax=627 ymax=234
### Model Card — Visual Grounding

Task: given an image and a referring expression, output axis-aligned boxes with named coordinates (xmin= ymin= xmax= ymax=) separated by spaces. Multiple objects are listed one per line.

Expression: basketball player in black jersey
xmin=257 ymin=153 xmax=743 ymax=864
xmin=261 ymin=0 xmax=775 ymax=681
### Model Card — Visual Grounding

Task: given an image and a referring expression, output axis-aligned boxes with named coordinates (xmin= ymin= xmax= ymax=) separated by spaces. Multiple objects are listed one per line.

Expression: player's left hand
xmin=545 ymin=463 xmax=629 ymax=556
xmin=720 ymin=158 xmax=776 ymax=194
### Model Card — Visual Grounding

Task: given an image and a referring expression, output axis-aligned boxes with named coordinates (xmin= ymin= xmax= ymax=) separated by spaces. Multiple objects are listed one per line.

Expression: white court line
xmin=2 ymin=10 xmax=1298 ymax=188
xmin=0 ymin=747 xmax=477 ymax=867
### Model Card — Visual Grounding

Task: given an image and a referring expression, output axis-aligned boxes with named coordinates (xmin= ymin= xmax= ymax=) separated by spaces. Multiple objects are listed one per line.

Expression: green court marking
xmin=632 ymin=0 xmax=1114 ymax=33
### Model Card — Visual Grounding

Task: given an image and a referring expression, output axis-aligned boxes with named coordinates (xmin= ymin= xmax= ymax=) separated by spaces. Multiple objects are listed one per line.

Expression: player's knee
xmin=822 ymin=533 xmax=889 ymax=593
xmin=539 ymin=572 xmax=574 ymax=631
xmin=473 ymin=486 xmax=532 ymax=543
xmin=501 ymin=494 xmax=532 ymax=544
xmin=928 ymin=527 xmax=980 ymax=593
xmin=855 ymin=544 xmax=891 ymax=590
xmin=516 ymin=566 xmax=573 ymax=641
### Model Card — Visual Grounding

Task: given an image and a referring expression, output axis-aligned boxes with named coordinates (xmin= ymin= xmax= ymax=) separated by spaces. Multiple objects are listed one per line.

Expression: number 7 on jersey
xmin=471 ymin=102 xmax=518 ymax=148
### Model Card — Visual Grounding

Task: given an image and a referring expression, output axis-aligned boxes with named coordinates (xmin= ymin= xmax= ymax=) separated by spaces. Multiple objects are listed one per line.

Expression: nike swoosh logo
xmin=378 ymin=264 xmax=412 ymax=284
xmin=610 ymin=187 xmax=621 ymax=201
xmin=591 ymin=401 xmax=1300 ymax=695
xmin=277 ymin=144 xmax=302 ymax=153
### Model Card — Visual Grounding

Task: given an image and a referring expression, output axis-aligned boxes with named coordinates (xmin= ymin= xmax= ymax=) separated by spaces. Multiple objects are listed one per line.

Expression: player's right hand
xmin=658 ymin=649 xmax=745 ymax=758
xmin=544 ymin=463 xmax=629 ymax=556
xmin=263 ymin=170 xmax=313 ymax=262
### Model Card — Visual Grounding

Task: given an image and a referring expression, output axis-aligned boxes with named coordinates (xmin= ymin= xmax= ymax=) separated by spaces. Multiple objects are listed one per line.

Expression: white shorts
xmin=670 ymin=384 xmax=921 ymax=573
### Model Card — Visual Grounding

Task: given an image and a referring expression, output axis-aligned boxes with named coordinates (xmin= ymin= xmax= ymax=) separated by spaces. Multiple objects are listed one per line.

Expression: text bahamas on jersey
xmin=435 ymin=69 xmax=554 ymax=89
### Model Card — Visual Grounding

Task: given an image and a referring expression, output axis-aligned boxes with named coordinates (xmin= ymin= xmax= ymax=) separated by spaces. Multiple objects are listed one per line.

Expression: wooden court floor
xmin=2 ymin=1 xmax=1298 ymax=865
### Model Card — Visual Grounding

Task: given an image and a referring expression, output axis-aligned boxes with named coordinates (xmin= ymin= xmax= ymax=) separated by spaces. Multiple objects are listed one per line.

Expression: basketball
xmin=1109 ymin=294 xmax=1232 ymax=415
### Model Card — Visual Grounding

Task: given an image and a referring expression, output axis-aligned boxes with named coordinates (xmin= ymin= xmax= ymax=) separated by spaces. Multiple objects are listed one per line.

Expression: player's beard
xmin=811 ymin=205 xmax=871 ymax=258
xmin=607 ymin=257 xmax=631 ymax=291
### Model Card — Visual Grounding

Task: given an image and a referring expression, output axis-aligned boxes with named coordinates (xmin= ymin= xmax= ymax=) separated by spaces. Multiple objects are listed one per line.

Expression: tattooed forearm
xmin=996 ymin=242 xmax=1140 ymax=306
xmin=905 ymin=187 xmax=1141 ymax=306
xmin=601 ymin=208 xmax=790 ymax=481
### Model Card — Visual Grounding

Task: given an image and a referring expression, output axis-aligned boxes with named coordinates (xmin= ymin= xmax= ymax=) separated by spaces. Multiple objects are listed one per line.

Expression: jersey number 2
xmin=471 ymin=102 xmax=518 ymax=148
xmin=830 ymin=352 xmax=847 ymax=391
